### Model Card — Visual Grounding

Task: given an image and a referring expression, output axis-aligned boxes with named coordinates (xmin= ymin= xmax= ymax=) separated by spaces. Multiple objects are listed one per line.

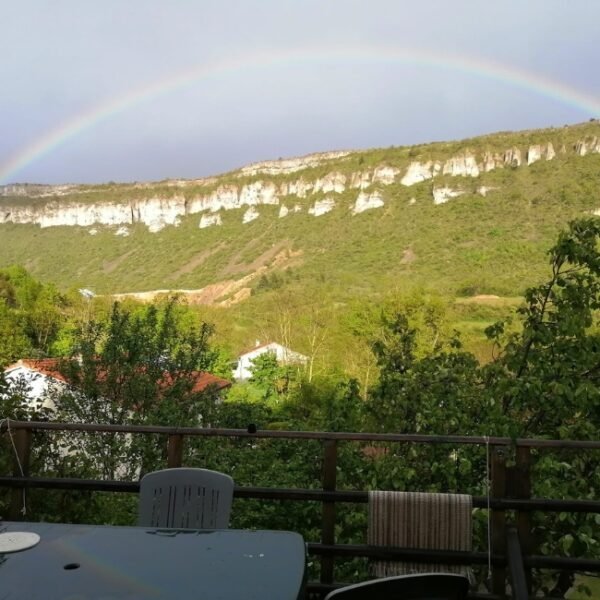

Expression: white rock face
xmin=308 ymin=198 xmax=335 ymax=216
xmin=349 ymin=171 xmax=372 ymax=189
xmin=401 ymin=161 xmax=433 ymax=186
xmin=575 ymin=137 xmax=600 ymax=156
xmin=353 ymin=192 xmax=384 ymax=215
xmin=5 ymin=196 xmax=188 ymax=231
xmin=313 ymin=172 xmax=346 ymax=194
xmin=575 ymin=140 xmax=588 ymax=156
xmin=132 ymin=195 xmax=185 ymax=232
xmin=0 ymin=201 xmax=132 ymax=228
xmin=0 ymin=136 xmax=594 ymax=232
xmin=527 ymin=145 xmax=542 ymax=165
xmin=187 ymin=181 xmax=278 ymax=215
xmin=372 ymin=166 xmax=400 ymax=185
xmin=442 ymin=153 xmax=479 ymax=177
xmin=115 ymin=226 xmax=130 ymax=237
xmin=239 ymin=181 xmax=279 ymax=206
xmin=187 ymin=185 xmax=239 ymax=214
xmin=285 ymin=178 xmax=313 ymax=198
xmin=504 ymin=147 xmax=522 ymax=167
xmin=242 ymin=207 xmax=260 ymax=223
xmin=481 ymin=152 xmax=497 ymax=172
xmin=199 ymin=214 xmax=222 ymax=229
xmin=433 ymin=186 xmax=464 ymax=205
xmin=278 ymin=205 xmax=289 ymax=218
xmin=188 ymin=185 xmax=239 ymax=213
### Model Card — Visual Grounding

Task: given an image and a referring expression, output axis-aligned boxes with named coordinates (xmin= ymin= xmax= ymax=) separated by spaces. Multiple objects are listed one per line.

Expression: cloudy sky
xmin=1 ymin=1 xmax=599 ymax=184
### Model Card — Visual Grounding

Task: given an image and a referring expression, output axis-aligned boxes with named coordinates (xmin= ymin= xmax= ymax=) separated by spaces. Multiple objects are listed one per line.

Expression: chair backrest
xmin=368 ymin=491 xmax=472 ymax=579
xmin=138 ymin=467 xmax=234 ymax=529
xmin=324 ymin=573 xmax=470 ymax=600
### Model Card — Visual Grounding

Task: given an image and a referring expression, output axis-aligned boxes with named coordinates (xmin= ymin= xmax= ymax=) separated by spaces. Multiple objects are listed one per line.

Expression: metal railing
xmin=1 ymin=419 xmax=599 ymax=599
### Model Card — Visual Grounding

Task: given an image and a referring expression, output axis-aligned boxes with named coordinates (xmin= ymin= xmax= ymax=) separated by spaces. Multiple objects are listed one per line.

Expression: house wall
xmin=3 ymin=366 xmax=63 ymax=412
xmin=232 ymin=343 xmax=308 ymax=380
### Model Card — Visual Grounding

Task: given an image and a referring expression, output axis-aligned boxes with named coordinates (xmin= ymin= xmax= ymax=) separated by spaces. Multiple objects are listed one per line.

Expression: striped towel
xmin=368 ymin=491 xmax=472 ymax=579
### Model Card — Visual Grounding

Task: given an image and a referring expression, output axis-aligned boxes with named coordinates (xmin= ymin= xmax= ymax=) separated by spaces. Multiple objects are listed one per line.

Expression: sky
xmin=1 ymin=1 xmax=599 ymax=185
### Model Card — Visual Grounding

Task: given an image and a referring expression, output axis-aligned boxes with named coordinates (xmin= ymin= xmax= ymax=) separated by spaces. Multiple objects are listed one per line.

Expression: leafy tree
xmin=363 ymin=218 xmax=600 ymax=597
xmin=481 ymin=217 xmax=600 ymax=596
xmin=51 ymin=298 xmax=220 ymax=479
xmin=484 ymin=217 xmax=600 ymax=440
xmin=248 ymin=351 xmax=297 ymax=402
xmin=0 ymin=301 xmax=32 ymax=367
xmin=0 ymin=266 xmax=68 ymax=361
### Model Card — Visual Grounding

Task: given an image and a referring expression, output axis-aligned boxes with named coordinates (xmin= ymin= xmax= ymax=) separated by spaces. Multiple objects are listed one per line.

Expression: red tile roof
xmin=5 ymin=359 xmax=68 ymax=383
xmin=5 ymin=359 xmax=231 ymax=393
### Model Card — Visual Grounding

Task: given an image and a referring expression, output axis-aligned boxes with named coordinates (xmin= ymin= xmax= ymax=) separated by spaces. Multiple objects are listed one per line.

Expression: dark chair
xmin=138 ymin=467 xmax=234 ymax=529
xmin=324 ymin=573 xmax=470 ymax=600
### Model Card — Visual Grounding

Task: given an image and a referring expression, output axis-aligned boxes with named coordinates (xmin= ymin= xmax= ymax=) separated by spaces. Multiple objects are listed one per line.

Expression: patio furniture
xmin=0 ymin=521 xmax=306 ymax=599
xmin=324 ymin=573 xmax=470 ymax=600
xmin=138 ymin=467 xmax=234 ymax=529
xmin=368 ymin=491 xmax=473 ymax=579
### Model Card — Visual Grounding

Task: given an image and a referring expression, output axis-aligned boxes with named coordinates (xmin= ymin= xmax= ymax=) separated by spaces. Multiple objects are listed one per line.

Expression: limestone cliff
xmin=1 ymin=127 xmax=599 ymax=233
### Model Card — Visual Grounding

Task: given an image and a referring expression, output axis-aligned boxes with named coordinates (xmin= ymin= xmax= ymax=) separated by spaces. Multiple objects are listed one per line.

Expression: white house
xmin=3 ymin=358 xmax=232 ymax=416
xmin=3 ymin=359 xmax=67 ymax=413
xmin=232 ymin=342 xmax=308 ymax=381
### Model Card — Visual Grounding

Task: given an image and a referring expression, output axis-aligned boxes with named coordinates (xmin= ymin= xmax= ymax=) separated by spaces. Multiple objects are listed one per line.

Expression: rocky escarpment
xmin=0 ymin=183 xmax=79 ymax=197
xmin=1 ymin=132 xmax=599 ymax=233
xmin=238 ymin=150 xmax=351 ymax=176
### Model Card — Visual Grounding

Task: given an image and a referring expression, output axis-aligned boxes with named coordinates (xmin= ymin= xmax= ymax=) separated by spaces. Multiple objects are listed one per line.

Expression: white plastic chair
xmin=324 ymin=573 xmax=470 ymax=600
xmin=138 ymin=467 xmax=234 ymax=529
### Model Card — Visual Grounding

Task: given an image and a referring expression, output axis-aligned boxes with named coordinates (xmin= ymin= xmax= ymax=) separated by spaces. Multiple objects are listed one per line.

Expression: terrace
xmin=1 ymin=419 xmax=599 ymax=599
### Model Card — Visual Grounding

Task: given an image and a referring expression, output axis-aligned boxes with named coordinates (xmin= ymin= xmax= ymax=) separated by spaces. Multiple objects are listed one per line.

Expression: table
xmin=0 ymin=521 xmax=306 ymax=599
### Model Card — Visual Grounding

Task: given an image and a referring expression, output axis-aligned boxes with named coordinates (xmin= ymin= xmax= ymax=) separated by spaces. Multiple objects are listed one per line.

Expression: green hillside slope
xmin=1 ymin=121 xmax=599 ymax=302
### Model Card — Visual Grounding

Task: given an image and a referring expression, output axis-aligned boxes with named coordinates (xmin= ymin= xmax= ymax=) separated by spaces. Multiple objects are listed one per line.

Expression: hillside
xmin=1 ymin=121 xmax=599 ymax=305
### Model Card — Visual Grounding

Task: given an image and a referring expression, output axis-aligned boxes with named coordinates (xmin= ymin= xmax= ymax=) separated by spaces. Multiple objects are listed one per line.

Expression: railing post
xmin=9 ymin=428 xmax=32 ymax=521
xmin=167 ymin=434 xmax=184 ymax=468
xmin=320 ymin=439 xmax=338 ymax=586
xmin=506 ymin=527 xmax=529 ymax=600
xmin=491 ymin=445 xmax=507 ymax=597
xmin=515 ymin=446 xmax=533 ymax=594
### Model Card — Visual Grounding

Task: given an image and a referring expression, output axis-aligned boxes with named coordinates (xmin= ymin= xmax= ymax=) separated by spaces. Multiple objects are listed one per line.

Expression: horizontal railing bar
xmin=0 ymin=477 xmax=140 ymax=493
xmin=3 ymin=477 xmax=600 ymax=513
xmin=308 ymin=544 xmax=600 ymax=572
xmin=3 ymin=419 xmax=600 ymax=449
xmin=308 ymin=543 xmax=498 ymax=565
xmin=524 ymin=555 xmax=600 ymax=571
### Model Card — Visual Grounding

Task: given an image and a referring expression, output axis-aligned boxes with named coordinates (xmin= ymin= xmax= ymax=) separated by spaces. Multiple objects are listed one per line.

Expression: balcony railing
xmin=1 ymin=419 xmax=600 ymax=599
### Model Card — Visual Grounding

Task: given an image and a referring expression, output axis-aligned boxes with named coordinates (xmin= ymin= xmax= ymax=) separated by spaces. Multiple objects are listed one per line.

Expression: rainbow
xmin=1 ymin=45 xmax=599 ymax=184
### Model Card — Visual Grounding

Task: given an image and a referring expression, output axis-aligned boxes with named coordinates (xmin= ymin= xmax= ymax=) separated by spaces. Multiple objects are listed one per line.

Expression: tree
xmin=52 ymin=298 xmax=220 ymax=479
xmin=0 ymin=266 xmax=69 ymax=361
xmin=482 ymin=218 xmax=600 ymax=597
xmin=247 ymin=351 xmax=299 ymax=402
xmin=0 ymin=301 xmax=32 ymax=367
xmin=363 ymin=218 xmax=600 ymax=597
